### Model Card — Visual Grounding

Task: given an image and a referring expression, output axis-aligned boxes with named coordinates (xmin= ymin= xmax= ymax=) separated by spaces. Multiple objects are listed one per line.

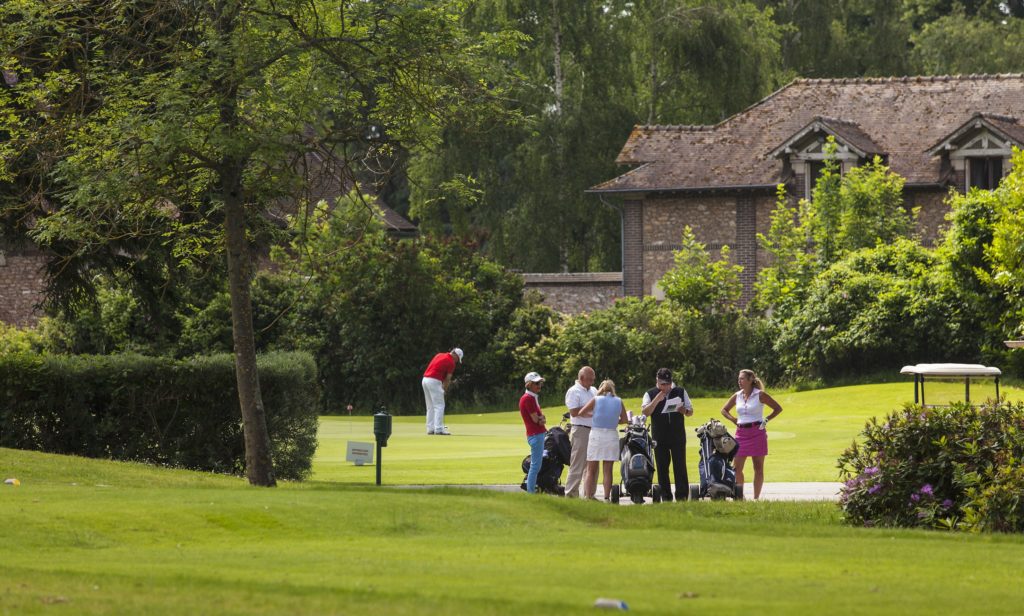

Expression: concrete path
xmin=395 ymin=482 xmax=842 ymax=503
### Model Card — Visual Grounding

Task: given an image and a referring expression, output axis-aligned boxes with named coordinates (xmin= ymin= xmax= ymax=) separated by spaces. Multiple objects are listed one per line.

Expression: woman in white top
xmin=579 ymin=379 xmax=628 ymax=501
xmin=720 ymin=369 xmax=783 ymax=500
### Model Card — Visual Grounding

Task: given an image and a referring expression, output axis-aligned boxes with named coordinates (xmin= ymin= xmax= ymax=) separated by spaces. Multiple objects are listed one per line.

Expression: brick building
xmin=0 ymin=239 xmax=48 ymax=327
xmin=589 ymin=74 xmax=1024 ymax=303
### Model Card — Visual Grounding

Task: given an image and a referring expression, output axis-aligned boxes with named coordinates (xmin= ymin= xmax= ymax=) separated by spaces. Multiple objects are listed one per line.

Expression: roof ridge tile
xmin=793 ymin=73 xmax=1024 ymax=86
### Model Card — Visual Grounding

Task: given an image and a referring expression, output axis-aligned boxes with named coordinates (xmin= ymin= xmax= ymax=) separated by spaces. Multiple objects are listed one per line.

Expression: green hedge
xmin=0 ymin=351 xmax=319 ymax=480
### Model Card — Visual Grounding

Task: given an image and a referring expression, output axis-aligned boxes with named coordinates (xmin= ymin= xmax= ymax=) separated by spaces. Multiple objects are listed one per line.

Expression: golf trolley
xmin=610 ymin=415 xmax=662 ymax=504
xmin=689 ymin=418 xmax=744 ymax=500
xmin=520 ymin=412 xmax=572 ymax=495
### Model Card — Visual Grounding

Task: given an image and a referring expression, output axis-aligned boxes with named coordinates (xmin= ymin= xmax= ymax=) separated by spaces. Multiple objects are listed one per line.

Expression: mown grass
xmin=315 ymin=381 xmax=1021 ymax=485
xmin=4 ymin=446 xmax=1024 ymax=615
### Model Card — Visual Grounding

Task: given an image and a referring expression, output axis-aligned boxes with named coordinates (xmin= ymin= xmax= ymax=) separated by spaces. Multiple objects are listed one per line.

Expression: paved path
xmin=395 ymin=482 xmax=842 ymax=503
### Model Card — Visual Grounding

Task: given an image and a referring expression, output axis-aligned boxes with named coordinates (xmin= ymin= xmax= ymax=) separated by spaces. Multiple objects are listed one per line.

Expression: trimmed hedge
xmin=0 ymin=351 xmax=319 ymax=480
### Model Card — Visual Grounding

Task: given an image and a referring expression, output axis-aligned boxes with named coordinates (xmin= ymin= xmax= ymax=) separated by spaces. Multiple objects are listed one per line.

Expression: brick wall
xmin=620 ymin=185 xmax=958 ymax=305
xmin=522 ymin=272 xmax=623 ymax=314
xmin=622 ymin=200 xmax=644 ymax=297
xmin=0 ymin=243 xmax=47 ymax=327
xmin=909 ymin=189 xmax=952 ymax=247
xmin=793 ymin=173 xmax=807 ymax=201
xmin=735 ymin=194 xmax=757 ymax=303
xmin=754 ymin=193 xmax=778 ymax=274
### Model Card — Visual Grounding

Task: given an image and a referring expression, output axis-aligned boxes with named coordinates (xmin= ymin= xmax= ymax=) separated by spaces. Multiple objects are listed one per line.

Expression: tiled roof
xmin=768 ymin=116 xmax=885 ymax=159
xmin=270 ymin=151 xmax=417 ymax=235
xmin=592 ymin=74 xmax=1024 ymax=193
xmin=926 ymin=112 xmax=1024 ymax=155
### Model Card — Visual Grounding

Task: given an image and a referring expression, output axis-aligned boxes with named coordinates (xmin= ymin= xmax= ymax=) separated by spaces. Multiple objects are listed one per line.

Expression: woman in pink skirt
xmin=720 ymin=369 xmax=783 ymax=500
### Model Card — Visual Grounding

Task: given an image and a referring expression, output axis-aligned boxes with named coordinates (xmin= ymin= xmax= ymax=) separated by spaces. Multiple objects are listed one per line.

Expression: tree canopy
xmin=0 ymin=0 xmax=521 ymax=485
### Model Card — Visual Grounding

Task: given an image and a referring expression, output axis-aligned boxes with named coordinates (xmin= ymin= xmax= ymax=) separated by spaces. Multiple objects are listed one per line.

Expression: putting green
xmin=313 ymin=380 xmax=1022 ymax=484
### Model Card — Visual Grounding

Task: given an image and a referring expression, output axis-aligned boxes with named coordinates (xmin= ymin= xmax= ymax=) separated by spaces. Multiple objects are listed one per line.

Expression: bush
xmin=0 ymin=351 xmax=319 ymax=480
xmin=517 ymin=297 xmax=780 ymax=395
xmin=838 ymin=400 xmax=1024 ymax=531
xmin=228 ymin=197 xmax=537 ymax=415
xmin=775 ymin=239 xmax=976 ymax=378
xmin=0 ymin=321 xmax=49 ymax=354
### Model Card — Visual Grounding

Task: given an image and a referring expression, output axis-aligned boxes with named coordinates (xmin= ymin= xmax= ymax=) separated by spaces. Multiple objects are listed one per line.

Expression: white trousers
xmin=422 ymin=377 xmax=446 ymax=432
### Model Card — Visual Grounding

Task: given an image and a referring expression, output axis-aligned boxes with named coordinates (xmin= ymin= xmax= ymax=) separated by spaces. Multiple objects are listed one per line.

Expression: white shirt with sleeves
xmin=564 ymin=381 xmax=597 ymax=427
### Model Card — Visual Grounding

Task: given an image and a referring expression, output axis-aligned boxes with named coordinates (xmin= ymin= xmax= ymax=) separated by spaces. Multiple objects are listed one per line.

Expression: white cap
xmin=452 ymin=348 xmax=464 ymax=363
xmin=524 ymin=371 xmax=544 ymax=384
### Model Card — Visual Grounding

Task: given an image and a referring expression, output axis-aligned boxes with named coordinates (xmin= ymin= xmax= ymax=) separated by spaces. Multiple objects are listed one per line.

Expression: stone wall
xmin=522 ymin=272 xmax=623 ymax=315
xmin=641 ymin=194 xmax=737 ymax=296
xmin=0 ymin=242 xmax=47 ymax=327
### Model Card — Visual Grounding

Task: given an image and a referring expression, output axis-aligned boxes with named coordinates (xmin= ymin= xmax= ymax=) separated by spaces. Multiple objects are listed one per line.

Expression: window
xmin=968 ymin=157 xmax=1003 ymax=191
xmin=806 ymin=160 xmax=830 ymax=200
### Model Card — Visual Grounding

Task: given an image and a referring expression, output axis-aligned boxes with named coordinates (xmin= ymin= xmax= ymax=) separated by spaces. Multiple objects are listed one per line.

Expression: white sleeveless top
xmin=736 ymin=388 xmax=764 ymax=424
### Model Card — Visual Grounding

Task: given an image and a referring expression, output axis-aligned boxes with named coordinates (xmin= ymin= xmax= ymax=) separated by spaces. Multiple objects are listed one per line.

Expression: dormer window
xmin=770 ymin=117 xmax=884 ymax=201
xmin=968 ymin=156 xmax=1003 ymax=191
xmin=927 ymin=113 xmax=1023 ymax=192
xmin=957 ymin=131 xmax=1010 ymax=190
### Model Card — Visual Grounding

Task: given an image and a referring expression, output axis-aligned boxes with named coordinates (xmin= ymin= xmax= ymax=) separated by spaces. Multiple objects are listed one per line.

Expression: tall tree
xmin=0 ymin=0 xmax=519 ymax=485
xmin=911 ymin=10 xmax=1024 ymax=74
xmin=410 ymin=0 xmax=785 ymax=273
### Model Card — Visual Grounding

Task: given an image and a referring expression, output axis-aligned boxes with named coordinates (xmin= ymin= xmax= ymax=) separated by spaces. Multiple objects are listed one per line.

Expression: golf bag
xmin=610 ymin=415 xmax=661 ymax=504
xmin=689 ymin=418 xmax=743 ymax=500
xmin=520 ymin=416 xmax=572 ymax=495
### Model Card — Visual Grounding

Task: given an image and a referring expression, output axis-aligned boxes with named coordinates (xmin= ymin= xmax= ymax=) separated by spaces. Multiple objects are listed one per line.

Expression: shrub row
xmin=838 ymin=400 xmax=1024 ymax=532
xmin=0 ymin=351 xmax=319 ymax=480
xmin=517 ymin=297 xmax=781 ymax=396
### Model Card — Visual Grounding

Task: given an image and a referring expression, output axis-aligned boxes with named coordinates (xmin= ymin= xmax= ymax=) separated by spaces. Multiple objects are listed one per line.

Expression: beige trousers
xmin=564 ymin=424 xmax=591 ymax=497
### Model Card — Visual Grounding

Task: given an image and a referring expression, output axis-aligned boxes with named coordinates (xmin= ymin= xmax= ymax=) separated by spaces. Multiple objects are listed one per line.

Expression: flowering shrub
xmin=838 ymin=400 xmax=1024 ymax=531
xmin=960 ymin=464 xmax=1024 ymax=533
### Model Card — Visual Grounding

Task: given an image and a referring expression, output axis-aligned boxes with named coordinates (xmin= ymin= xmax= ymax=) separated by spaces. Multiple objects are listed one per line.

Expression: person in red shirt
xmin=422 ymin=347 xmax=463 ymax=435
xmin=520 ymin=371 xmax=547 ymax=493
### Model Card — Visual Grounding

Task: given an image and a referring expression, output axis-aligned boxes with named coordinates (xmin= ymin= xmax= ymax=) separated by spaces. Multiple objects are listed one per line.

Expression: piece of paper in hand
xmin=662 ymin=396 xmax=684 ymax=413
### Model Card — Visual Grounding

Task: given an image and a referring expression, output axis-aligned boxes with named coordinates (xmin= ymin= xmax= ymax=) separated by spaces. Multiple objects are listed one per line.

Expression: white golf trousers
xmin=422 ymin=377 xmax=446 ymax=432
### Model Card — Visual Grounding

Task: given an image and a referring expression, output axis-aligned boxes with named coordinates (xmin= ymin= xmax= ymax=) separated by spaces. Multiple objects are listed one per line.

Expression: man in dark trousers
xmin=641 ymin=367 xmax=693 ymax=501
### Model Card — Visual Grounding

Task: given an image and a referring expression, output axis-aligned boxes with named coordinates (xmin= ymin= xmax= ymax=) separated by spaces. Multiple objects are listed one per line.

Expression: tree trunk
xmin=212 ymin=1 xmax=275 ymax=487
xmin=223 ymin=165 xmax=277 ymax=487
xmin=551 ymin=0 xmax=563 ymax=116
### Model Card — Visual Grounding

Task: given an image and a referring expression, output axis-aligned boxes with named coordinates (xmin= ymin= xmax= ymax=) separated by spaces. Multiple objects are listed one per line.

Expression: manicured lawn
xmin=314 ymin=381 xmax=1020 ymax=485
xmin=4 ymin=447 xmax=1024 ymax=615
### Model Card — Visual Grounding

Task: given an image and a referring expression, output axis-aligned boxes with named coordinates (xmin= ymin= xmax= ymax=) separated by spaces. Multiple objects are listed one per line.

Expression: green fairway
xmin=4 ymin=447 xmax=1024 ymax=615
xmin=315 ymin=381 xmax=1020 ymax=485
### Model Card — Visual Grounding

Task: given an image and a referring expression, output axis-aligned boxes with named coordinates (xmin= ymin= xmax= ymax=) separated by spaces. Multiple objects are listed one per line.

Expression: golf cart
xmin=900 ymin=363 xmax=1002 ymax=407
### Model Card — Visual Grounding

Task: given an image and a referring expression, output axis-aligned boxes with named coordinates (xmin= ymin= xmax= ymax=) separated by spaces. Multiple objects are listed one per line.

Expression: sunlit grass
xmin=313 ymin=381 xmax=1022 ymax=484
xmin=4 ymin=447 xmax=1024 ymax=615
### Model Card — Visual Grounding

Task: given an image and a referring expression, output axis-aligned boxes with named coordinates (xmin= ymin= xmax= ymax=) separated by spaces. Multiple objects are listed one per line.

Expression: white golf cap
xmin=524 ymin=371 xmax=544 ymax=384
xmin=452 ymin=348 xmax=464 ymax=363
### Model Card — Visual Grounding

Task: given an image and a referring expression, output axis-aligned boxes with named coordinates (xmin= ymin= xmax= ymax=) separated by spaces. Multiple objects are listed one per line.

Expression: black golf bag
xmin=520 ymin=420 xmax=572 ymax=495
xmin=610 ymin=416 xmax=662 ymax=504
xmin=689 ymin=418 xmax=743 ymax=500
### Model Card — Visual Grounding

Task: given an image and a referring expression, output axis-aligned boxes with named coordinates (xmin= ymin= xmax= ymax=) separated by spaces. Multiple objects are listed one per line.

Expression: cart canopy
xmin=899 ymin=363 xmax=1001 ymax=377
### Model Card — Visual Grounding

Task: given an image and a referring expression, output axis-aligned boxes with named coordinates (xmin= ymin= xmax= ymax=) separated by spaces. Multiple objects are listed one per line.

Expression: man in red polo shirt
xmin=422 ymin=347 xmax=463 ymax=435
xmin=520 ymin=371 xmax=547 ymax=493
